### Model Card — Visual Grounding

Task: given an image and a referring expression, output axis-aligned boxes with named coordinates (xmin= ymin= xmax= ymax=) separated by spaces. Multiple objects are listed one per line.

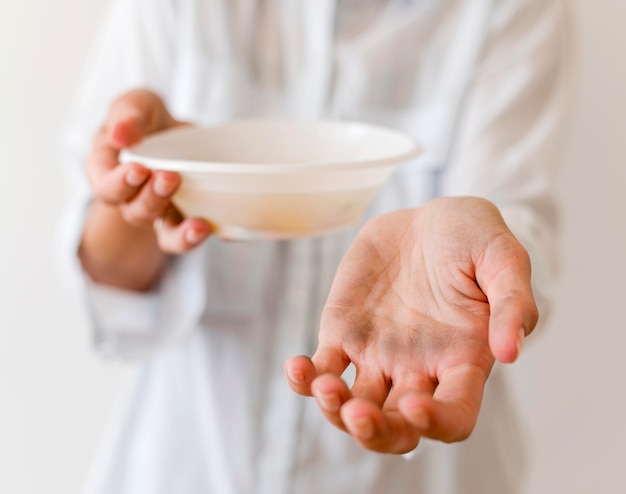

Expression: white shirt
xmin=60 ymin=1 xmax=574 ymax=493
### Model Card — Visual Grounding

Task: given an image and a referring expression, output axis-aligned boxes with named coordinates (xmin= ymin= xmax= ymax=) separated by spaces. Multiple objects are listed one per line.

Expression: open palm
xmin=285 ymin=197 xmax=538 ymax=454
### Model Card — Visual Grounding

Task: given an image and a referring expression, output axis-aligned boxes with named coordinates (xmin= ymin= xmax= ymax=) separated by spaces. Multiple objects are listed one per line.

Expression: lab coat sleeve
xmin=57 ymin=0 xmax=206 ymax=360
xmin=441 ymin=0 xmax=576 ymax=319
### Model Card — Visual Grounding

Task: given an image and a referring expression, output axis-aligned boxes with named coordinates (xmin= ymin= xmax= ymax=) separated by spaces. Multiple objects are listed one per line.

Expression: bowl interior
xmin=121 ymin=119 xmax=421 ymax=173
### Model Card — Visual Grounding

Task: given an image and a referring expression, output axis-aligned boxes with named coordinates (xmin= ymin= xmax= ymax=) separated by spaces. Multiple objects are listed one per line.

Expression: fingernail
xmin=318 ymin=392 xmax=341 ymax=413
xmin=185 ymin=228 xmax=206 ymax=245
xmin=153 ymin=175 xmax=178 ymax=197
xmin=286 ymin=368 xmax=305 ymax=385
xmin=517 ymin=327 xmax=526 ymax=355
xmin=126 ymin=168 xmax=148 ymax=187
xmin=350 ymin=416 xmax=375 ymax=440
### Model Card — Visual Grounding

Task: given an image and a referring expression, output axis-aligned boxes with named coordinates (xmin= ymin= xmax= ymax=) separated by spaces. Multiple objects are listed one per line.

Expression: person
xmin=59 ymin=0 xmax=574 ymax=493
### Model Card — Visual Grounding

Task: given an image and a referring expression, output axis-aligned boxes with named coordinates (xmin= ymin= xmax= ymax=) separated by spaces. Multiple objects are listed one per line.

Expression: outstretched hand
xmin=285 ymin=197 xmax=538 ymax=454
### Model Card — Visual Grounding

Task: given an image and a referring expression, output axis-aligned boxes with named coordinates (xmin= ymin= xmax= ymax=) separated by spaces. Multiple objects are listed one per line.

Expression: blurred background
xmin=1 ymin=0 xmax=624 ymax=492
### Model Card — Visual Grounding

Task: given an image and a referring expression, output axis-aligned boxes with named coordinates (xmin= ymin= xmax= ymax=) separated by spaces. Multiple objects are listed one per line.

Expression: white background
xmin=0 ymin=1 xmax=624 ymax=493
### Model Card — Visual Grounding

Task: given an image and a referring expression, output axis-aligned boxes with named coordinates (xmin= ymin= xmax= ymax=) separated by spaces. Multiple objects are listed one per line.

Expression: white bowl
xmin=120 ymin=119 xmax=421 ymax=240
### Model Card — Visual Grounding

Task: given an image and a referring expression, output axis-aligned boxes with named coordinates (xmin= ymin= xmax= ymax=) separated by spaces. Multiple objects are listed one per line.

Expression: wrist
xmin=79 ymin=202 xmax=166 ymax=291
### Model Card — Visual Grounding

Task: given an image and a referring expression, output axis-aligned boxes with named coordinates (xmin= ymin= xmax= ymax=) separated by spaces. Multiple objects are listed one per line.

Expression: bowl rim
xmin=119 ymin=118 xmax=422 ymax=174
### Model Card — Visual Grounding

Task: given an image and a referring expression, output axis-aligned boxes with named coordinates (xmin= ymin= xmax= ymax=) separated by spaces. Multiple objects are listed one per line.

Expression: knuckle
xmin=91 ymin=181 xmax=117 ymax=205
xmin=156 ymin=231 xmax=182 ymax=255
xmin=94 ymin=174 xmax=130 ymax=205
xmin=120 ymin=205 xmax=152 ymax=228
xmin=155 ymin=235 xmax=171 ymax=253
xmin=105 ymin=180 xmax=128 ymax=202
xmin=140 ymin=195 xmax=168 ymax=220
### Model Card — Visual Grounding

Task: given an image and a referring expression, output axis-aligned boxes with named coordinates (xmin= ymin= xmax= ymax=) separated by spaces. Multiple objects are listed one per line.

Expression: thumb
xmin=106 ymin=89 xmax=176 ymax=149
xmin=479 ymin=236 xmax=539 ymax=363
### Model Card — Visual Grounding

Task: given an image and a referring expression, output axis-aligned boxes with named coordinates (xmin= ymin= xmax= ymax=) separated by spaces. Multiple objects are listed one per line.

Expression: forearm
xmin=79 ymin=201 xmax=167 ymax=292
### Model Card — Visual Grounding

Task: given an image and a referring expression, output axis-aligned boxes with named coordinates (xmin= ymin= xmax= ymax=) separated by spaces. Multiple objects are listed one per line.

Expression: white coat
xmin=59 ymin=0 xmax=575 ymax=492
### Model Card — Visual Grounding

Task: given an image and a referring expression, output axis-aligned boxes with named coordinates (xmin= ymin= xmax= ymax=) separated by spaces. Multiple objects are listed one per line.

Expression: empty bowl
xmin=120 ymin=119 xmax=421 ymax=240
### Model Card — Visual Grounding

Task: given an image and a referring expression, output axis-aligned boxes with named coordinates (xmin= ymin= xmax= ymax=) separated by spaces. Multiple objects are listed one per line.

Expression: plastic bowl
xmin=120 ymin=119 xmax=421 ymax=240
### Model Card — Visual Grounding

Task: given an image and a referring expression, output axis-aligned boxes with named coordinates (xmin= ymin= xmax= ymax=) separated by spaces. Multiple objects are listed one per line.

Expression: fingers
xmin=89 ymin=163 xmax=211 ymax=254
xmin=285 ymin=361 xmax=488 ymax=452
xmin=88 ymin=161 xmax=151 ymax=204
xmin=489 ymin=291 xmax=536 ymax=364
xmin=337 ymin=374 xmax=435 ymax=454
xmin=310 ymin=374 xmax=389 ymax=439
xmin=118 ymin=171 xmax=181 ymax=227
xmin=105 ymin=89 xmax=177 ymax=148
xmin=155 ymin=216 xmax=213 ymax=254
xmin=480 ymin=244 xmax=539 ymax=363
xmin=107 ymin=109 xmax=147 ymax=149
xmin=311 ymin=374 xmax=353 ymax=433
xmin=284 ymin=356 xmax=319 ymax=397
xmin=86 ymin=127 xmax=126 ymax=191
xmin=86 ymin=91 xmax=196 ymax=241
xmin=399 ymin=364 xmax=487 ymax=443
xmin=284 ymin=344 xmax=349 ymax=397
xmin=311 ymin=342 xmax=352 ymax=377
xmin=339 ymin=400 xmax=422 ymax=454
xmin=285 ymin=347 xmax=352 ymax=432
xmin=338 ymin=364 xmax=485 ymax=453
xmin=310 ymin=372 xmax=391 ymax=438
xmin=309 ymin=368 xmax=390 ymax=435
xmin=308 ymin=344 xmax=364 ymax=430
xmin=87 ymin=90 xmax=180 ymax=205
xmin=318 ymin=364 xmax=485 ymax=453
xmin=284 ymin=355 xmax=353 ymax=433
